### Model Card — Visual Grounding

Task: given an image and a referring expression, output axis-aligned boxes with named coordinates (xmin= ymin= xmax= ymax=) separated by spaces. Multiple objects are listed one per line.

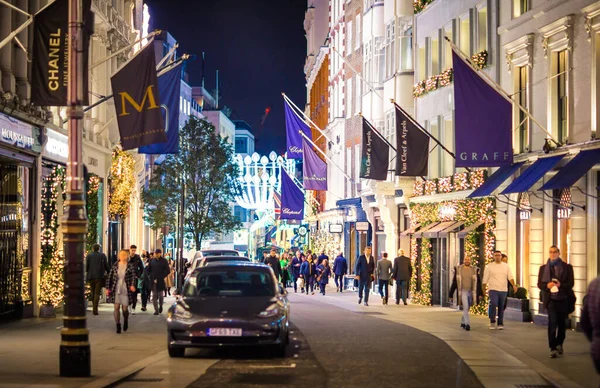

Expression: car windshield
xmin=204 ymin=256 xmax=249 ymax=263
xmin=183 ymin=268 xmax=275 ymax=297
xmin=202 ymin=250 xmax=239 ymax=256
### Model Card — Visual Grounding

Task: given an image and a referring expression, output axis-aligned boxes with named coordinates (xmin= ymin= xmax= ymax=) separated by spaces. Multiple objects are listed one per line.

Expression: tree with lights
xmin=143 ymin=117 xmax=241 ymax=248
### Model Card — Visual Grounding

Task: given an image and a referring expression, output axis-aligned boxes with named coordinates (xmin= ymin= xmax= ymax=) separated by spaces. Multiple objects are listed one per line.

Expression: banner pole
xmin=446 ymin=37 xmax=560 ymax=145
xmin=0 ymin=17 xmax=32 ymax=52
xmin=282 ymin=93 xmax=334 ymax=144
xmin=299 ymin=130 xmax=355 ymax=184
xmin=0 ymin=0 xmax=30 ymax=16
xmin=360 ymin=113 xmax=396 ymax=151
xmin=89 ymin=30 xmax=161 ymax=70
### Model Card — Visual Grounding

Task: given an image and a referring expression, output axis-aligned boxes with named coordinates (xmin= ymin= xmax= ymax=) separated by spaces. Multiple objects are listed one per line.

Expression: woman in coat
xmin=300 ymin=255 xmax=317 ymax=295
xmin=280 ymin=253 xmax=291 ymax=288
xmin=164 ymin=254 xmax=175 ymax=297
xmin=316 ymin=259 xmax=331 ymax=295
xmin=106 ymin=249 xmax=137 ymax=333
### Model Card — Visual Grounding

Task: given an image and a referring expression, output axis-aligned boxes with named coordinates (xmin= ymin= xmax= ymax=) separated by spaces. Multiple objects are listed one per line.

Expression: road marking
xmin=247 ymin=363 xmax=297 ymax=369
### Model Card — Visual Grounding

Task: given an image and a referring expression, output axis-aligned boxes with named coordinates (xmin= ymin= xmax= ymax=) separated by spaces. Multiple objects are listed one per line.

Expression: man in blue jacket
xmin=355 ymin=246 xmax=375 ymax=306
xmin=290 ymin=250 xmax=303 ymax=293
xmin=333 ymin=251 xmax=348 ymax=292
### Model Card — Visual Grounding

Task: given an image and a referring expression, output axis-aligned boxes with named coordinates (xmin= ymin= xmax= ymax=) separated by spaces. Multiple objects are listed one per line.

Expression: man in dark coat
xmin=537 ymin=245 xmax=575 ymax=358
xmin=148 ymin=249 xmax=171 ymax=315
xmin=318 ymin=250 xmax=329 ymax=264
xmin=581 ymin=276 xmax=600 ymax=373
xmin=355 ymin=246 xmax=375 ymax=306
xmin=392 ymin=249 xmax=412 ymax=305
xmin=333 ymin=252 xmax=348 ymax=293
xmin=85 ymin=243 xmax=109 ymax=315
xmin=129 ymin=244 xmax=144 ymax=313
xmin=264 ymin=248 xmax=283 ymax=282
xmin=290 ymin=250 xmax=303 ymax=293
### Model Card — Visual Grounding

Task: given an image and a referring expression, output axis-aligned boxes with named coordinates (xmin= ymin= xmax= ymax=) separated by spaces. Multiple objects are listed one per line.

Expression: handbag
xmin=300 ymin=278 xmax=305 ymax=288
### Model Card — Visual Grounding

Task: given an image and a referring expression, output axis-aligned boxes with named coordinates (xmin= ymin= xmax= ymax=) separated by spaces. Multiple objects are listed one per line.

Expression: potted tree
xmin=39 ymin=251 xmax=65 ymax=318
xmin=505 ymin=285 xmax=531 ymax=322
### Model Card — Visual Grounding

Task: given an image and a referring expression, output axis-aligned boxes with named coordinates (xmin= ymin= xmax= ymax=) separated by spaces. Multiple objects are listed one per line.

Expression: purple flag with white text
xmin=284 ymin=99 xmax=312 ymax=159
xmin=302 ymin=138 xmax=327 ymax=190
xmin=280 ymin=169 xmax=304 ymax=220
xmin=452 ymin=50 xmax=512 ymax=167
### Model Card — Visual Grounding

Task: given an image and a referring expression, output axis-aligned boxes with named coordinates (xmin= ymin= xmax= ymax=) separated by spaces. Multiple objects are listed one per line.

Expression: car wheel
xmin=168 ymin=345 xmax=185 ymax=358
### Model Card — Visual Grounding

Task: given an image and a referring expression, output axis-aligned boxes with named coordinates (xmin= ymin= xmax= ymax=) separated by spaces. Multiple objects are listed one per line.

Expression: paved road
xmin=190 ymin=293 xmax=483 ymax=388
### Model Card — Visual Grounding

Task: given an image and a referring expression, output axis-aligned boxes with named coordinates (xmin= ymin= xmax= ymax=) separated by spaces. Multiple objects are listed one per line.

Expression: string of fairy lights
xmin=109 ymin=148 xmax=135 ymax=220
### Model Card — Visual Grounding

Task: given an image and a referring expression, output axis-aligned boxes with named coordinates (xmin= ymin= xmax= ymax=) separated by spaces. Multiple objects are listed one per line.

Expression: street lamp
xmin=60 ymin=0 xmax=90 ymax=377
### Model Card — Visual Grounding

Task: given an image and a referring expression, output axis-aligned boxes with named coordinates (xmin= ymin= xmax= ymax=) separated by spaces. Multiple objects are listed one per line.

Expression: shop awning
xmin=439 ymin=221 xmax=465 ymax=236
xmin=414 ymin=222 xmax=440 ymax=238
xmin=458 ymin=220 xmax=485 ymax=238
xmin=540 ymin=148 xmax=600 ymax=191
xmin=400 ymin=223 xmax=421 ymax=236
xmin=423 ymin=221 xmax=458 ymax=238
xmin=468 ymin=162 xmax=524 ymax=198
xmin=500 ymin=155 xmax=564 ymax=195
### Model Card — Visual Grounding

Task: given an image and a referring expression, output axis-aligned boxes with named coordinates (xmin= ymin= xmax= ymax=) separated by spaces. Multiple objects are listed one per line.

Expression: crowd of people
xmin=85 ymin=244 xmax=177 ymax=333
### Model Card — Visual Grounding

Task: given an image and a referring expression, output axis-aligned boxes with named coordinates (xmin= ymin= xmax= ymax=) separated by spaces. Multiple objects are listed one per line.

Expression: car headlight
xmin=257 ymin=304 xmax=280 ymax=318
xmin=169 ymin=305 xmax=193 ymax=320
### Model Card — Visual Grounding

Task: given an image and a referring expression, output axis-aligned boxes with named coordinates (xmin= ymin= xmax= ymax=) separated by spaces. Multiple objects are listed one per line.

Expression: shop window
xmin=553 ymin=188 xmax=572 ymax=264
xmin=400 ymin=27 xmax=413 ymax=71
xmin=517 ymin=193 xmax=531 ymax=289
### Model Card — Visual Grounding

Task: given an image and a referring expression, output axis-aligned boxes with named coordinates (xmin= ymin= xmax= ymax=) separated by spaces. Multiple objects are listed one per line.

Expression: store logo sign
xmin=45 ymin=130 xmax=68 ymax=159
xmin=1 ymin=127 xmax=34 ymax=149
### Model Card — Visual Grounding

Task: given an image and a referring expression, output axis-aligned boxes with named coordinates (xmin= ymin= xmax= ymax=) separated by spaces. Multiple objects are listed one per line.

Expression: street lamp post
xmin=60 ymin=0 xmax=90 ymax=377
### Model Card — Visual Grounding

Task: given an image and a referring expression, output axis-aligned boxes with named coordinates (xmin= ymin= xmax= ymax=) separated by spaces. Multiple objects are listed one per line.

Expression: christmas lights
xmin=471 ymin=50 xmax=489 ymax=70
xmin=438 ymin=68 xmax=453 ymax=87
xmin=424 ymin=180 xmax=437 ymax=195
xmin=39 ymin=250 xmax=65 ymax=308
xmin=109 ymin=148 xmax=135 ymax=219
xmin=414 ymin=0 xmax=435 ymax=14
xmin=469 ymin=169 xmax=486 ymax=189
xmin=86 ymin=174 xmax=100 ymax=253
xmin=438 ymin=177 xmax=453 ymax=193
xmin=453 ymin=172 xmax=470 ymax=191
xmin=425 ymin=75 xmax=439 ymax=92
xmin=413 ymin=81 xmax=426 ymax=98
xmin=413 ymin=180 xmax=424 ymax=196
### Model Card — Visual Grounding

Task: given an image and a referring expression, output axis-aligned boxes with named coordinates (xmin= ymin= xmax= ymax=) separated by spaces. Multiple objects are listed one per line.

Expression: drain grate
xmin=515 ymin=385 xmax=555 ymax=388
xmin=231 ymin=373 xmax=293 ymax=384
xmin=128 ymin=378 xmax=164 ymax=383
xmin=354 ymin=311 xmax=384 ymax=315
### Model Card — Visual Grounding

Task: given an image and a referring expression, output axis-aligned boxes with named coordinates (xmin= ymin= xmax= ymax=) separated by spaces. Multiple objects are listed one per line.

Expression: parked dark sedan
xmin=167 ymin=262 xmax=290 ymax=358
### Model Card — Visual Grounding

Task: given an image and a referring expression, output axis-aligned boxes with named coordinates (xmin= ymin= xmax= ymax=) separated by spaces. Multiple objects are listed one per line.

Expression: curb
xmin=80 ymin=350 xmax=168 ymax=388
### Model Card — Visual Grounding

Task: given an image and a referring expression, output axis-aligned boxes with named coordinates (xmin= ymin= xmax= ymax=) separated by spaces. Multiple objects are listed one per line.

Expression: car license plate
xmin=208 ymin=328 xmax=242 ymax=337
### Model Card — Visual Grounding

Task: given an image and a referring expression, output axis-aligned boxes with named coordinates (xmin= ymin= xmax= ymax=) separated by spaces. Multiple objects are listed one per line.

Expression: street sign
xmin=356 ymin=222 xmax=370 ymax=231
xmin=329 ymin=224 xmax=343 ymax=233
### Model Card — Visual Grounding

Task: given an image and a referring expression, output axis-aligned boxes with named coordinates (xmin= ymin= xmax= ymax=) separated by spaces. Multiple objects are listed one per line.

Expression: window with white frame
xmin=364 ymin=40 xmax=372 ymax=83
xmin=355 ymin=13 xmax=361 ymax=51
xmin=355 ymin=78 xmax=362 ymax=114
xmin=347 ymin=20 xmax=353 ymax=54
xmin=554 ymin=50 xmax=569 ymax=143
xmin=513 ymin=0 xmax=529 ymax=18
xmin=354 ymin=144 xmax=361 ymax=194
xmin=374 ymin=37 xmax=384 ymax=85
xmin=442 ymin=115 xmax=454 ymax=177
xmin=346 ymin=79 xmax=353 ymax=118
xmin=514 ymin=66 xmax=529 ymax=153
xmin=384 ymin=21 xmax=396 ymax=79
xmin=428 ymin=118 xmax=441 ymax=179
xmin=346 ymin=147 xmax=352 ymax=197
xmin=384 ymin=109 xmax=395 ymax=151
xmin=477 ymin=5 xmax=488 ymax=53
xmin=418 ymin=43 xmax=426 ymax=81
xmin=443 ymin=23 xmax=453 ymax=70
xmin=430 ymin=32 xmax=440 ymax=76
xmin=459 ymin=13 xmax=471 ymax=56
xmin=399 ymin=26 xmax=413 ymax=71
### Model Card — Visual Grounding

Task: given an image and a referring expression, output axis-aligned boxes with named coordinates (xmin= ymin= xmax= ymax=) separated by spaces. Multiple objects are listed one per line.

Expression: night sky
xmin=144 ymin=0 xmax=308 ymax=155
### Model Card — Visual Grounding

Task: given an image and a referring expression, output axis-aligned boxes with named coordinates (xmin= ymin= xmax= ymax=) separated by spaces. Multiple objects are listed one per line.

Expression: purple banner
xmin=280 ymin=169 xmax=304 ymax=220
xmin=453 ymin=50 xmax=512 ymax=167
xmin=302 ymin=138 xmax=327 ymax=190
xmin=284 ymin=100 xmax=312 ymax=159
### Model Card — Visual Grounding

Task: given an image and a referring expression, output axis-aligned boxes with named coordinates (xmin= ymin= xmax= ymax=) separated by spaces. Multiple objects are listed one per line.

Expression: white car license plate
xmin=208 ymin=328 xmax=242 ymax=337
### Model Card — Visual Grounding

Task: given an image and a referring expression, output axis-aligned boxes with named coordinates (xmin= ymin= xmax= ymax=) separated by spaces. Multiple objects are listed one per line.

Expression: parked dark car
xmin=167 ymin=262 xmax=290 ymax=358
xmin=185 ymin=250 xmax=241 ymax=278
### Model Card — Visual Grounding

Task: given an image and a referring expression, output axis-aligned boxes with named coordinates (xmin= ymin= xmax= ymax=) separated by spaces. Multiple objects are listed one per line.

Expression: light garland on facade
xmin=412 ymin=50 xmax=489 ymax=98
xmin=414 ymin=0 xmax=435 ymax=14
xmin=414 ymin=180 xmax=424 ymax=196
xmin=408 ymin=198 xmax=496 ymax=313
xmin=310 ymin=228 xmax=340 ymax=260
xmin=86 ymin=174 xmax=100 ymax=254
xmin=412 ymin=170 xmax=487 ymax=197
xmin=39 ymin=250 xmax=65 ymax=308
xmin=109 ymin=148 xmax=135 ymax=219
xmin=437 ymin=177 xmax=453 ymax=193
xmin=453 ymin=172 xmax=470 ymax=191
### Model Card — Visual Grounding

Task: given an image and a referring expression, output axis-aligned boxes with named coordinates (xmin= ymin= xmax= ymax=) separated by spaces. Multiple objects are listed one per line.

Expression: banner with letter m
xmin=111 ymin=43 xmax=166 ymax=150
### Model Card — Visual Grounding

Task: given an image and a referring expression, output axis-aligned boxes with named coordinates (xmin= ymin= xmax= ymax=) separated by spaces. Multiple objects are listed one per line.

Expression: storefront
xmin=336 ymin=198 xmax=370 ymax=274
xmin=0 ymin=112 xmax=42 ymax=321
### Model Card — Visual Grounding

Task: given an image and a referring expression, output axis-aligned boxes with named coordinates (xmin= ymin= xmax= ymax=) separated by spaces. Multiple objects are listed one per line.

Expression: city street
xmin=0 ymin=288 xmax=597 ymax=388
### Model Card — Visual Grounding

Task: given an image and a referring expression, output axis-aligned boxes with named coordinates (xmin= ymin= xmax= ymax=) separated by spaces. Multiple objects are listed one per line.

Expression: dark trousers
xmin=131 ymin=290 xmax=139 ymax=309
xmin=378 ymin=279 xmax=389 ymax=301
xmin=292 ymin=274 xmax=299 ymax=292
xmin=335 ymin=275 xmax=344 ymax=291
xmin=304 ymin=277 xmax=314 ymax=293
xmin=152 ymin=284 xmax=164 ymax=312
xmin=319 ymin=283 xmax=326 ymax=295
xmin=547 ymin=301 xmax=568 ymax=350
xmin=89 ymin=278 xmax=103 ymax=313
xmin=141 ymin=287 xmax=149 ymax=309
xmin=396 ymin=280 xmax=408 ymax=303
xmin=358 ymin=281 xmax=371 ymax=303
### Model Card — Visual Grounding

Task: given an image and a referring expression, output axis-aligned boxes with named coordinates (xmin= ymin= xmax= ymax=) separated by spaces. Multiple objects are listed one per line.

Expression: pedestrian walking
xmin=377 ymin=252 xmax=393 ymax=305
xmin=355 ymin=246 xmax=375 ymax=306
xmin=264 ymin=248 xmax=283 ymax=282
xmin=316 ymin=258 xmax=331 ymax=295
xmin=333 ymin=251 xmax=348 ymax=292
xmin=106 ymin=249 xmax=137 ymax=333
xmin=300 ymin=255 xmax=316 ymax=295
xmin=318 ymin=250 xmax=329 ymax=265
xmin=538 ymin=246 xmax=575 ymax=358
xmin=290 ymin=250 xmax=302 ymax=293
xmin=280 ymin=253 xmax=291 ymax=288
xmin=483 ymin=250 xmax=518 ymax=330
xmin=449 ymin=256 xmax=483 ymax=331
xmin=501 ymin=254 xmax=511 ymax=312
xmin=163 ymin=253 xmax=175 ymax=297
xmin=148 ymin=249 xmax=171 ymax=315
xmin=392 ymin=249 xmax=412 ymax=305
xmin=139 ymin=262 xmax=151 ymax=312
xmin=85 ymin=243 xmax=109 ymax=315
xmin=581 ymin=276 xmax=600 ymax=373
xmin=128 ymin=245 xmax=144 ymax=314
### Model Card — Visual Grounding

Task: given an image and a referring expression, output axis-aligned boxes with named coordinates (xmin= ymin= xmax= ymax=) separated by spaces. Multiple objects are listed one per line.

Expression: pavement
xmin=0 ymin=286 xmax=597 ymax=388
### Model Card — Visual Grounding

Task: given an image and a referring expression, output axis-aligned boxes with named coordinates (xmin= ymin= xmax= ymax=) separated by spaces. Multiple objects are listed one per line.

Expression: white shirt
xmin=482 ymin=262 xmax=514 ymax=292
